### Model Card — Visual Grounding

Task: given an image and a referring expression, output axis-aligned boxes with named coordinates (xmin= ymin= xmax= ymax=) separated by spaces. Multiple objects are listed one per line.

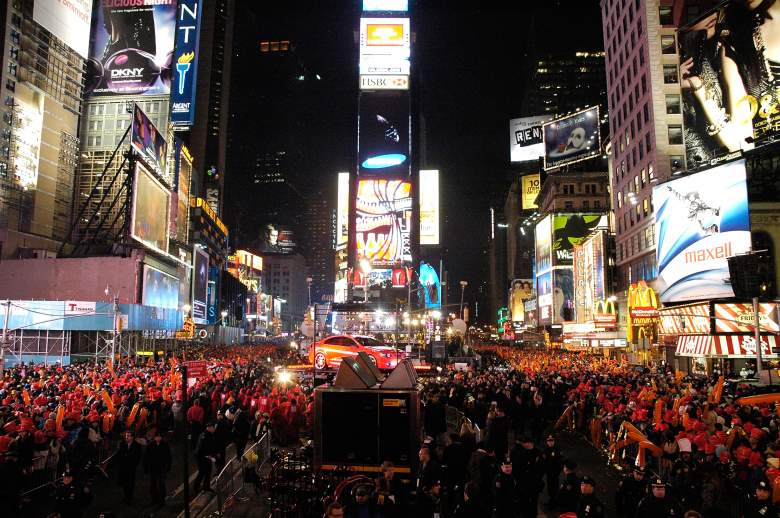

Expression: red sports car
xmin=309 ymin=335 xmax=404 ymax=370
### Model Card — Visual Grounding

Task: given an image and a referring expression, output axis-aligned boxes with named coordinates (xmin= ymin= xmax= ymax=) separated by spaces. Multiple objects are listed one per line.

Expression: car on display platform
xmin=309 ymin=335 xmax=405 ymax=370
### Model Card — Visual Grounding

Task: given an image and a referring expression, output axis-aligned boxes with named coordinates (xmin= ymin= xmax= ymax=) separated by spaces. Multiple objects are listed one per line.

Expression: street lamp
xmin=306 ymin=277 xmax=313 ymax=307
xmin=360 ymin=259 xmax=372 ymax=303
xmin=459 ymin=281 xmax=469 ymax=319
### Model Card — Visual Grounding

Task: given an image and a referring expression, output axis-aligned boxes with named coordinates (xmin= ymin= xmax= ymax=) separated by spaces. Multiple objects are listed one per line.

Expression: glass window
xmin=564 ymin=201 xmax=574 ymax=209
xmin=594 ymin=200 xmax=601 ymax=209
xmin=663 ymin=64 xmax=678 ymax=84
xmin=661 ymin=35 xmax=676 ymax=54
xmin=665 ymin=94 xmax=681 ymax=114
xmin=670 ymin=155 xmax=683 ymax=171
xmin=659 ymin=6 xmax=673 ymax=25
xmin=668 ymin=125 xmax=683 ymax=145
xmin=643 ymin=198 xmax=649 ymax=216
xmin=641 ymin=168 xmax=647 ymax=186
xmin=618 ymin=192 xmax=623 ymax=208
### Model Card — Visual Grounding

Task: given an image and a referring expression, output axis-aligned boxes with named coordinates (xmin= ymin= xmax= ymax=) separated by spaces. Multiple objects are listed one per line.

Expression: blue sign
xmin=418 ymin=262 xmax=441 ymax=309
xmin=171 ymin=0 xmax=202 ymax=127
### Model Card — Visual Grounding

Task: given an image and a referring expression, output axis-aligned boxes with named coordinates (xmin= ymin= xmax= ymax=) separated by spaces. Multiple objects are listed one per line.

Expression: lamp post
xmin=360 ymin=258 xmax=372 ymax=303
xmin=459 ymin=281 xmax=468 ymax=319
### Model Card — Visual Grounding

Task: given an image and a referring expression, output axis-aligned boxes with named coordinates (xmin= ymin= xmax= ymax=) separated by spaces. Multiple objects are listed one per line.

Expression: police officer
xmin=557 ymin=459 xmax=580 ymax=513
xmin=511 ymin=436 xmax=542 ymax=518
xmin=493 ymin=457 xmax=520 ymax=518
xmin=540 ymin=434 xmax=563 ymax=506
xmin=54 ymin=470 xmax=91 ymax=518
xmin=635 ymin=478 xmax=683 ymax=518
xmin=743 ymin=479 xmax=779 ymax=518
xmin=576 ymin=476 xmax=604 ymax=518
xmin=615 ymin=465 xmax=648 ymax=517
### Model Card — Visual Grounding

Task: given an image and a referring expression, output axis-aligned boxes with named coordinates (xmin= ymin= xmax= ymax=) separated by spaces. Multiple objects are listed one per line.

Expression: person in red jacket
xmin=187 ymin=400 xmax=205 ymax=449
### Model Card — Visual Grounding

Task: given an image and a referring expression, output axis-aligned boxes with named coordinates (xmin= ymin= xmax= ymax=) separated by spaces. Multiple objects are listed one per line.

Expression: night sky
xmin=228 ymin=0 xmax=603 ymax=313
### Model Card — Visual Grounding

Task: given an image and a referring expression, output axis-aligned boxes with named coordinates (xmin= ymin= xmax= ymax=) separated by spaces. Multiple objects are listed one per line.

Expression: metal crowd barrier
xmin=213 ymin=432 xmax=272 ymax=516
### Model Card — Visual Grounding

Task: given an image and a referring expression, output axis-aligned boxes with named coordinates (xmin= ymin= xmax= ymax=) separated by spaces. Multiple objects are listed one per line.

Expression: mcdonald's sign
xmin=592 ymin=299 xmax=617 ymax=328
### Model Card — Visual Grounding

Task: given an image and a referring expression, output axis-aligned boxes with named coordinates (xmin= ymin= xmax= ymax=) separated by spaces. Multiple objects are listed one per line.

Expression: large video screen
xmin=86 ymin=0 xmax=176 ymax=96
xmin=419 ymin=262 xmax=441 ymax=309
xmin=552 ymin=214 xmax=604 ymax=266
xmin=360 ymin=18 xmax=410 ymax=58
xmin=261 ymin=223 xmax=296 ymax=254
xmin=654 ymin=159 xmax=751 ymax=303
xmin=336 ymin=172 xmax=350 ymax=247
xmin=358 ymin=92 xmax=410 ymax=176
xmin=543 ymin=106 xmax=601 ymax=170
xmin=131 ymin=104 xmax=168 ymax=181
xmin=573 ymin=230 xmax=606 ymax=323
xmin=678 ymin=2 xmax=780 ymax=164
xmin=142 ymin=265 xmax=179 ymax=310
xmin=535 ymin=215 xmax=552 ymax=275
xmin=355 ymin=179 xmax=413 ymax=266
xmin=419 ymin=169 xmax=439 ymax=245
xmin=192 ymin=246 xmax=209 ymax=324
xmin=131 ymin=162 xmax=170 ymax=255
xmin=510 ymin=116 xmax=548 ymax=163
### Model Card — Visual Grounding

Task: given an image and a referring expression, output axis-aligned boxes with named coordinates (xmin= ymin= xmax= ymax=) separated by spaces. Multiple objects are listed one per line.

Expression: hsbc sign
xmin=360 ymin=75 xmax=409 ymax=90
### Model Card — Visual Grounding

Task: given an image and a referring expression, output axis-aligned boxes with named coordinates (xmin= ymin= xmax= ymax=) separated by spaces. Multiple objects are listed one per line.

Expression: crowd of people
xmin=0 ymin=343 xmax=314 ymax=517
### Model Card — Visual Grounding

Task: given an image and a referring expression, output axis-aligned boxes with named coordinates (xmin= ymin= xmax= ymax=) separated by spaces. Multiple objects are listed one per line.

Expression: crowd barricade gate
xmin=213 ymin=432 xmax=271 ymax=516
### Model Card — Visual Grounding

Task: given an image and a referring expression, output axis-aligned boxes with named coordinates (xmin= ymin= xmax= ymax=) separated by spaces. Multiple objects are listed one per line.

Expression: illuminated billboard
xmin=552 ymin=214 xmax=604 ymax=266
xmin=537 ymin=271 xmax=552 ymax=325
xmin=714 ymin=303 xmax=779 ymax=334
xmin=170 ymin=0 xmax=202 ymax=127
xmin=419 ymin=263 xmax=441 ymax=309
xmin=33 ymin=0 xmax=92 ymax=58
xmin=654 ymin=159 xmax=751 ymax=303
xmin=86 ymin=0 xmax=176 ymax=96
xmin=543 ymin=106 xmax=601 ymax=170
xmin=336 ymin=172 xmax=350 ymax=246
xmin=355 ymin=179 xmax=412 ymax=266
xmin=521 ymin=174 xmax=541 ymax=210
xmin=12 ymin=88 xmax=43 ymax=190
xmin=553 ymin=269 xmax=575 ymax=323
xmin=677 ymin=2 xmax=780 ymax=164
xmin=360 ymin=18 xmax=410 ymax=58
xmin=358 ymin=92 xmax=410 ymax=175
xmin=142 ymin=265 xmax=179 ymax=310
xmin=363 ymin=0 xmax=408 ymax=11
xmin=535 ymin=215 xmax=552 ymax=274
xmin=359 ymin=55 xmax=410 ymax=75
xmin=419 ymin=169 xmax=440 ymax=245
xmin=131 ymin=162 xmax=170 ymax=255
xmin=192 ymin=246 xmax=209 ymax=324
xmin=172 ymin=140 xmax=192 ymax=243
xmin=131 ymin=104 xmax=168 ymax=181
xmin=360 ymin=75 xmax=409 ymax=90
xmin=573 ymin=230 xmax=607 ymax=323
xmin=510 ymin=279 xmax=533 ymax=323
xmin=510 ymin=116 xmax=548 ymax=163
xmin=261 ymin=224 xmax=296 ymax=254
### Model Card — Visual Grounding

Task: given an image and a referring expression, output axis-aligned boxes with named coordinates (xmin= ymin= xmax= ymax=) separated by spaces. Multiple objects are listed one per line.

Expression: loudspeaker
xmin=728 ymin=254 xmax=773 ymax=299
xmin=381 ymin=360 xmax=417 ymax=389
xmin=333 ymin=357 xmax=379 ymax=389
xmin=356 ymin=351 xmax=384 ymax=381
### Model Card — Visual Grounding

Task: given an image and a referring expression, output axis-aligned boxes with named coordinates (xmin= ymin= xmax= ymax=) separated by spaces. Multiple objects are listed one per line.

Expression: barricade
xmin=213 ymin=432 xmax=272 ymax=516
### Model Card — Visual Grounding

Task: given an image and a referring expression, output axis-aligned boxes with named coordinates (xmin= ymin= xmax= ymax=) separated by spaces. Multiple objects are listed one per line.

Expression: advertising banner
xmin=535 ymin=215 xmax=552 ymax=275
xmin=86 ymin=0 xmax=176 ymax=97
xmin=171 ymin=0 xmax=202 ymax=127
xmin=12 ymin=89 xmax=44 ymax=190
xmin=543 ymin=106 xmax=601 ymax=170
xmin=131 ymin=162 xmax=170 ymax=256
xmin=336 ymin=172 xmax=350 ymax=246
xmin=360 ymin=18 xmax=410 ymax=58
xmin=552 ymin=214 xmax=603 ymax=266
xmin=261 ymin=224 xmax=296 ymax=254
xmin=510 ymin=116 xmax=548 ymax=163
xmin=419 ymin=262 xmax=441 ymax=309
xmin=553 ymin=268 xmax=575 ymax=323
xmin=131 ymin=104 xmax=168 ymax=181
xmin=34 ymin=0 xmax=92 ymax=58
xmin=359 ymin=55 xmax=410 ymax=75
xmin=521 ymin=174 xmax=541 ymax=210
xmin=654 ymin=159 xmax=751 ymax=303
xmin=363 ymin=0 xmax=408 ymax=11
xmin=659 ymin=303 xmax=711 ymax=335
xmin=419 ymin=169 xmax=440 ymax=245
xmin=172 ymin=140 xmax=192 ymax=243
xmin=677 ymin=2 xmax=780 ymax=164
xmin=537 ymin=271 xmax=552 ymax=325
xmin=360 ymin=75 xmax=409 ymax=90
xmin=509 ymin=279 xmax=533 ymax=323
xmin=573 ymin=230 xmax=606 ymax=323
xmin=192 ymin=246 xmax=209 ymax=324
xmin=359 ymin=92 xmax=410 ymax=176
xmin=714 ymin=303 xmax=779 ymax=333
xmin=355 ymin=179 xmax=412 ymax=266
xmin=142 ymin=265 xmax=179 ymax=310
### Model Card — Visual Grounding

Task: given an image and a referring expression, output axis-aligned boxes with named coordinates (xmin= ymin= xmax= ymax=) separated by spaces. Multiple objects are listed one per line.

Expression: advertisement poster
xmin=677 ymin=2 xmax=780 ymax=164
xmin=510 ymin=279 xmax=533 ymax=323
xmin=363 ymin=0 xmax=409 ymax=11
xmin=553 ymin=269 xmax=575 ymax=323
xmin=86 ymin=0 xmax=176 ymax=96
xmin=131 ymin=104 xmax=168 ymax=181
xmin=336 ymin=172 xmax=350 ymax=247
xmin=714 ymin=303 xmax=779 ymax=333
xmin=355 ymin=179 xmax=413 ymax=266
xmin=192 ymin=246 xmax=209 ymax=324
xmin=419 ymin=262 xmax=441 ymax=309
xmin=33 ymin=0 xmax=93 ymax=58
xmin=521 ymin=173 xmax=541 ymax=210
xmin=358 ymin=92 xmax=410 ymax=176
xmin=171 ymin=0 xmax=202 ymax=127
xmin=573 ymin=230 xmax=606 ymax=323
xmin=510 ymin=116 xmax=548 ymax=163
xmin=360 ymin=18 xmax=410 ymax=58
xmin=552 ymin=214 xmax=603 ymax=266
xmin=537 ymin=271 xmax=553 ymax=325
xmin=131 ymin=162 xmax=170 ymax=255
xmin=142 ymin=265 xmax=179 ymax=310
xmin=654 ymin=160 xmax=751 ymax=303
xmin=261 ymin=224 xmax=296 ymax=254
xmin=543 ymin=106 xmax=601 ymax=170
xmin=535 ymin=215 xmax=552 ymax=274
xmin=173 ymin=141 xmax=192 ymax=244
xmin=419 ymin=169 xmax=440 ymax=245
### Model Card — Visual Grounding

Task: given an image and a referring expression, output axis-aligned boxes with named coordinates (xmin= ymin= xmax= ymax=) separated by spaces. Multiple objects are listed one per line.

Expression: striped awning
xmin=675 ymin=335 xmax=779 ymax=358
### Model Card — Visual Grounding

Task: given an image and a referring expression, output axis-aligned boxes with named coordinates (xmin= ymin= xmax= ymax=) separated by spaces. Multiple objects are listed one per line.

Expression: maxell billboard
xmin=171 ymin=0 xmax=203 ymax=127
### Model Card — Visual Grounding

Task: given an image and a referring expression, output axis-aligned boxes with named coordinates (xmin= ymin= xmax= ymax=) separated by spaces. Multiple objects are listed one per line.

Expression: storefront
xmin=675 ymin=334 xmax=779 ymax=376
